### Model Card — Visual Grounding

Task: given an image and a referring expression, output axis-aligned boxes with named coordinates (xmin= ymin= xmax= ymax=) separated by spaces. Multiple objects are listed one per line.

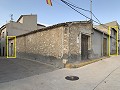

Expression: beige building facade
xmin=0 ymin=14 xmax=45 ymax=56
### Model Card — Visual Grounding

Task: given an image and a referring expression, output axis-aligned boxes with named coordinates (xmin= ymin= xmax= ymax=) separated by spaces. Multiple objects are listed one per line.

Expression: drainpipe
xmin=101 ymin=32 xmax=104 ymax=56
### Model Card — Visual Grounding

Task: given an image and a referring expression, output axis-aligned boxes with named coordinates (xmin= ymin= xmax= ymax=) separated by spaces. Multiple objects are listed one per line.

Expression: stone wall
xmin=62 ymin=26 xmax=69 ymax=59
xmin=68 ymin=22 xmax=92 ymax=62
xmin=11 ymin=21 xmax=93 ymax=67
xmin=16 ymin=26 xmax=64 ymax=68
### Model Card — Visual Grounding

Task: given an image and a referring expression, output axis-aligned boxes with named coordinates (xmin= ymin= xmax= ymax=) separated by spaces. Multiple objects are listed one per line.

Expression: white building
xmin=0 ymin=14 xmax=45 ymax=56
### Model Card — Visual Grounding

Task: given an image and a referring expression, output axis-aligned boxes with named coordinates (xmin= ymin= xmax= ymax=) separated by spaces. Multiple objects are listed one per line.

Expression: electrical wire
xmin=60 ymin=0 xmax=111 ymax=30
xmin=65 ymin=0 xmax=90 ymax=12
xmin=52 ymin=0 xmax=118 ymax=41
xmin=61 ymin=0 xmax=100 ymax=24
xmin=62 ymin=0 xmax=101 ymax=24
xmin=59 ymin=0 xmax=118 ymax=40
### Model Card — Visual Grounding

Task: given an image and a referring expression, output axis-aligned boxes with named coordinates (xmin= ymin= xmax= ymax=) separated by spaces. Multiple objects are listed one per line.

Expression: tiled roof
xmin=93 ymin=21 xmax=119 ymax=33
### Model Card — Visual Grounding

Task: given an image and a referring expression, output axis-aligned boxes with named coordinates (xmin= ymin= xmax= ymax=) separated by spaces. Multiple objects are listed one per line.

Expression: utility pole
xmin=90 ymin=0 xmax=92 ymax=21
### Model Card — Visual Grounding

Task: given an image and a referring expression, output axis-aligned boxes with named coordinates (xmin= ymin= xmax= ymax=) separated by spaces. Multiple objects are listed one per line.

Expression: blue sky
xmin=0 ymin=0 xmax=120 ymax=26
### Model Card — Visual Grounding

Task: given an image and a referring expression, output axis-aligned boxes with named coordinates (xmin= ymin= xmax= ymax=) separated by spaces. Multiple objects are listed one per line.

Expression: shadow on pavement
xmin=0 ymin=57 xmax=56 ymax=83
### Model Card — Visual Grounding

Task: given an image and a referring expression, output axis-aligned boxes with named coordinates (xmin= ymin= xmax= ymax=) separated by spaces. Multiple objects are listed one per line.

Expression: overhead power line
xmin=52 ymin=0 xmax=118 ymax=41
xmin=60 ymin=0 xmax=109 ymax=29
xmin=60 ymin=0 xmax=118 ymax=40
xmin=65 ymin=0 xmax=90 ymax=12
xmin=63 ymin=0 xmax=107 ymax=29
xmin=61 ymin=0 xmax=101 ymax=24
xmin=61 ymin=0 xmax=100 ymax=24
xmin=52 ymin=0 xmax=118 ymax=40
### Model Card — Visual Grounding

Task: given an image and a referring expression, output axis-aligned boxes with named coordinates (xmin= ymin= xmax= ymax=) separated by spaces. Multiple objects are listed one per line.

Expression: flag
xmin=46 ymin=0 xmax=52 ymax=6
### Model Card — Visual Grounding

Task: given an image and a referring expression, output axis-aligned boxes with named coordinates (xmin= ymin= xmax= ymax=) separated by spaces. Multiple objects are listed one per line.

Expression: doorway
xmin=2 ymin=47 xmax=4 ymax=56
xmin=103 ymin=38 xmax=107 ymax=56
xmin=81 ymin=34 xmax=88 ymax=60
xmin=11 ymin=43 xmax=14 ymax=56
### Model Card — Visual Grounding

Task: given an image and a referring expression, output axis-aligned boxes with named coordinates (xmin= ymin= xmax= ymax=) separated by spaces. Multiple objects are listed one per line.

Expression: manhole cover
xmin=65 ymin=76 xmax=79 ymax=81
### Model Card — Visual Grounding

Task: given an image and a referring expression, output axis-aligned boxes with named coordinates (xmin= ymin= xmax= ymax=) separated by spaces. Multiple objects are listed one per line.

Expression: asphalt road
xmin=0 ymin=56 xmax=120 ymax=90
xmin=0 ymin=57 xmax=56 ymax=83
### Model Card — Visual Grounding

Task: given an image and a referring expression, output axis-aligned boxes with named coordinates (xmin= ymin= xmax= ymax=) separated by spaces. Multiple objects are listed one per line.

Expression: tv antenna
xmin=10 ymin=14 xmax=13 ymax=21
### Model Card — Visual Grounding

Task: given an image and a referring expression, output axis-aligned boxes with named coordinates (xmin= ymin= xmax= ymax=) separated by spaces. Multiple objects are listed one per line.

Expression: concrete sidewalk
xmin=0 ymin=55 xmax=120 ymax=90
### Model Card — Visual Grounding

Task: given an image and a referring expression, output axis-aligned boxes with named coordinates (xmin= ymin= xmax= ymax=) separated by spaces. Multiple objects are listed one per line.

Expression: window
xmin=2 ymin=32 xmax=4 ymax=38
xmin=77 ymin=34 xmax=80 ymax=43
xmin=7 ymin=32 xmax=8 ymax=36
xmin=64 ymin=28 xmax=67 ymax=34
xmin=114 ymin=31 xmax=116 ymax=36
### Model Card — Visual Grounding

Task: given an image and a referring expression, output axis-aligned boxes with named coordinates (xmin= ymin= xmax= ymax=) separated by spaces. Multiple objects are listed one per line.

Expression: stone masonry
xmin=9 ymin=21 xmax=93 ymax=68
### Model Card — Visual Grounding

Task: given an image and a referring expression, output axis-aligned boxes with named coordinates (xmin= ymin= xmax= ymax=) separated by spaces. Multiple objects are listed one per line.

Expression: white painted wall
xmin=1 ymin=28 xmax=7 ymax=56
xmin=92 ymin=30 xmax=103 ymax=58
